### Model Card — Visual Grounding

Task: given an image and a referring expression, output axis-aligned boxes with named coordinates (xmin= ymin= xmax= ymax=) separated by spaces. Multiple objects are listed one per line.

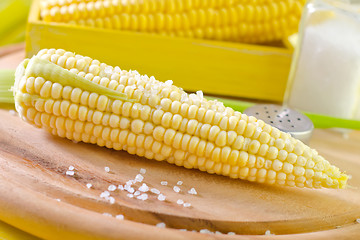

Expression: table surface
xmin=0 ymin=44 xmax=360 ymax=240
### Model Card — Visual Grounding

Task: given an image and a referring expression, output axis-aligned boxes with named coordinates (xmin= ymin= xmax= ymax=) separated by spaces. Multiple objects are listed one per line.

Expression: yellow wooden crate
xmin=25 ymin=0 xmax=292 ymax=102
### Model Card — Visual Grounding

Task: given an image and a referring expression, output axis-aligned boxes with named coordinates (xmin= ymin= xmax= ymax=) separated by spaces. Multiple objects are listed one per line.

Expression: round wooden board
xmin=1 ymin=45 xmax=360 ymax=239
xmin=1 ymin=108 xmax=360 ymax=239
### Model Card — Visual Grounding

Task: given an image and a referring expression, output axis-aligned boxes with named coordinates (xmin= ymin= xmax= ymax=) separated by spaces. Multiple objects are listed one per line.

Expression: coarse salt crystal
xmin=135 ymin=174 xmax=144 ymax=182
xmin=100 ymin=191 xmax=110 ymax=198
xmin=181 ymin=93 xmax=188 ymax=102
xmin=140 ymin=168 xmax=146 ymax=174
xmin=139 ymin=183 xmax=149 ymax=192
xmin=227 ymin=232 xmax=236 ymax=235
xmin=124 ymin=185 xmax=135 ymax=193
xmin=127 ymin=193 xmax=134 ymax=198
xmin=356 ymin=218 xmax=360 ymax=224
xmin=126 ymin=180 xmax=135 ymax=186
xmin=134 ymin=190 xmax=141 ymax=196
xmin=188 ymin=188 xmax=197 ymax=195
xmin=176 ymin=181 xmax=183 ymax=185
xmin=86 ymin=183 xmax=92 ymax=189
xmin=165 ymin=80 xmax=173 ymax=86
xmin=118 ymin=185 xmax=124 ymax=190
xmin=176 ymin=199 xmax=184 ymax=205
xmin=150 ymin=188 xmax=160 ymax=194
xmin=9 ymin=110 xmax=16 ymax=116
xmin=68 ymin=166 xmax=75 ymax=170
xmin=114 ymin=66 xmax=121 ymax=73
xmin=160 ymin=181 xmax=168 ymax=186
xmin=137 ymin=193 xmax=148 ymax=201
xmin=215 ymin=231 xmax=222 ymax=235
xmin=265 ymin=230 xmax=273 ymax=235
xmin=156 ymin=222 xmax=166 ymax=228
xmin=116 ymin=214 xmax=124 ymax=220
xmin=66 ymin=170 xmax=74 ymax=176
xmin=200 ymin=229 xmax=212 ymax=234
xmin=104 ymin=167 xmax=110 ymax=172
xmin=183 ymin=203 xmax=191 ymax=208
xmin=173 ymin=186 xmax=180 ymax=193
xmin=108 ymin=185 xmax=117 ymax=191
xmin=157 ymin=194 xmax=166 ymax=201
xmin=109 ymin=197 xmax=115 ymax=204
xmin=104 ymin=66 xmax=113 ymax=74
xmin=102 ymin=213 xmax=112 ymax=217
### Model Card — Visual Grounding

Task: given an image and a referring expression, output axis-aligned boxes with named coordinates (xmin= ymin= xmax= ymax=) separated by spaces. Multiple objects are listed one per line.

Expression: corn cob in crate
xmin=13 ymin=49 xmax=348 ymax=189
xmin=39 ymin=0 xmax=305 ymax=44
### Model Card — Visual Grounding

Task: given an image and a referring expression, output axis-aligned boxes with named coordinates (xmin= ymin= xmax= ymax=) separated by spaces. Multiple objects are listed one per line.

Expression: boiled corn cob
xmin=13 ymin=48 xmax=348 ymax=189
xmin=39 ymin=0 xmax=306 ymax=44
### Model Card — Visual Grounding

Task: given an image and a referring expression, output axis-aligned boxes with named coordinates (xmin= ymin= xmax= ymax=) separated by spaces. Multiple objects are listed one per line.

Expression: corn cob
xmin=13 ymin=48 xmax=348 ymax=189
xmin=39 ymin=0 xmax=306 ymax=44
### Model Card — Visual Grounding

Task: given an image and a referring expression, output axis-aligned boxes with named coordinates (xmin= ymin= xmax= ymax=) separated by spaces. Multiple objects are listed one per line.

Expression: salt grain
xmin=139 ymin=183 xmax=149 ymax=192
xmin=183 ymin=203 xmax=191 ymax=208
xmin=215 ymin=231 xmax=222 ymax=235
xmin=157 ymin=194 xmax=166 ymax=201
xmin=156 ymin=222 xmax=166 ymax=228
xmin=104 ymin=66 xmax=113 ymax=74
xmin=127 ymin=193 xmax=134 ymax=198
xmin=137 ymin=193 xmax=148 ymax=201
xmin=196 ymin=90 xmax=203 ymax=99
xmin=86 ymin=183 xmax=92 ymax=189
xmin=68 ymin=165 xmax=75 ymax=170
xmin=140 ymin=168 xmax=146 ymax=174
xmin=227 ymin=232 xmax=236 ymax=235
xmin=199 ymin=229 xmax=212 ymax=234
xmin=66 ymin=170 xmax=74 ymax=176
xmin=102 ymin=213 xmax=112 ymax=217
xmin=108 ymin=185 xmax=117 ymax=191
xmin=9 ymin=110 xmax=16 ymax=116
xmin=104 ymin=167 xmax=110 ymax=172
xmin=134 ymin=191 xmax=141 ymax=196
xmin=160 ymin=181 xmax=168 ymax=186
xmin=135 ymin=174 xmax=144 ymax=182
xmin=116 ymin=214 xmax=124 ymax=220
xmin=177 ymin=181 xmax=183 ymax=185
xmin=356 ymin=218 xmax=360 ymax=224
xmin=126 ymin=180 xmax=135 ymax=185
xmin=165 ymin=80 xmax=173 ymax=86
xmin=100 ymin=191 xmax=110 ymax=198
xmin=188 ymin=188 xmax=197 ymax=195
xmin=118 ymin=185 xmax=124 ymax=190
xmin=124 ymin=185 xmax=135 ymax=193
xmin=265 ymin=230 xmax=274 ymax=235
xmin=176 ymin=199 xmax=184 ymax=205
xmin=109 ymin=196 xmax=115 ymax=204
xmin=173 ymin=186 xmax=180 ymax=193
xmin=150 ymin=188 xmax=160 ymax=194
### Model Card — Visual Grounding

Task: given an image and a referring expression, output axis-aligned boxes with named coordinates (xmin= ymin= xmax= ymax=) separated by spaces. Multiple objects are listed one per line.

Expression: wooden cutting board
xmin=1 ymin=46 xmax=360 ymax=239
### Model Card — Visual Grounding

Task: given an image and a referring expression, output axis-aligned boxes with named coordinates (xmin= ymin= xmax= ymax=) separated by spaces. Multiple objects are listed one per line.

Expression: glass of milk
xmin=285 ymin=0 xmax=360 ymax=120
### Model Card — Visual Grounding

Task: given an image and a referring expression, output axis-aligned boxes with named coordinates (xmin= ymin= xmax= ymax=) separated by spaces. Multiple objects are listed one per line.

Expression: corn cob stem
xmin=13 ymin=48 xmax=348 ymax=189
xmin=0 ymin=69 xmax=15 ymax=104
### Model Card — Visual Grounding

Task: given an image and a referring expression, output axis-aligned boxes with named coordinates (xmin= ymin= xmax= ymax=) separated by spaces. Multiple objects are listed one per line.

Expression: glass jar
xmin=285 ymin=0 xmax=360 ymax=120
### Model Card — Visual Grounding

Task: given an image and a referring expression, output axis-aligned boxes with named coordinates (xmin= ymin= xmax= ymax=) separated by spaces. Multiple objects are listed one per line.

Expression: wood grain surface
xmin=0 ymin=46 xmax=360 ymax=239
